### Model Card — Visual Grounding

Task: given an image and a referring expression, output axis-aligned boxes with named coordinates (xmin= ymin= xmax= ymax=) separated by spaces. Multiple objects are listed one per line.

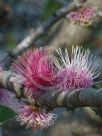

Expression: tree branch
xmin=0 ymin=70 xmax=102 ymax=110
xmin=36 ymin=88 xmax=102 ymax=109
xmin=2 ymin=0 xmax=83 ymax=69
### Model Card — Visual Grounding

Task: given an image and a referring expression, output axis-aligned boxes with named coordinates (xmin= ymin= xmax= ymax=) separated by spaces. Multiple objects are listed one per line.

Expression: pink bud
xmin=66 ymin=7 xmax=97 ymax=26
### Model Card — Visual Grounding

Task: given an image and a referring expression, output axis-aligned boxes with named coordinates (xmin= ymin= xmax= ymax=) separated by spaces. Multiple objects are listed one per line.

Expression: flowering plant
xmin=8 ymin=46 xmax=101 ymax=129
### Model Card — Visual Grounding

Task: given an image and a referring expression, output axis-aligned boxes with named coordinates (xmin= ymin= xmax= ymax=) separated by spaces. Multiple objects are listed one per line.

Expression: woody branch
xmin=0 ymin=70 xmax=102 ymax=110
xmin=2 ymin=0 xmax=102 ymax=69
xmin=2 ymin=0 xmax=86 ymax=69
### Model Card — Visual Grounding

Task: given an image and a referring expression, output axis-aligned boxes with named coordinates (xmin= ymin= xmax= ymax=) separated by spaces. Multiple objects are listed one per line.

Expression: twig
xmin=0 ymin=70 xmax=102 ymax=110
xmin=2 ymin=1 xmax=83 ymax=69
xmin=36 ymin=88 xmax=102 ymax=109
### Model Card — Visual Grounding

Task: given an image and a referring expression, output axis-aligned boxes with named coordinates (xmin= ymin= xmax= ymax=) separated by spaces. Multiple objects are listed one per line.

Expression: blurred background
xmin=0 ymin=0 xmax=102 ymax=136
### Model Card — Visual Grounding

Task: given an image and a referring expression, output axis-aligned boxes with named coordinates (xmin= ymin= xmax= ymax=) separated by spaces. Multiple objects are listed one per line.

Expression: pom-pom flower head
xmin=17 ymin=105 xmax=57 ymax=129
xmin=11 ymin=48 xmax=57 ymax=97
xmin=54 ymin=46 xmax=100 ymax=91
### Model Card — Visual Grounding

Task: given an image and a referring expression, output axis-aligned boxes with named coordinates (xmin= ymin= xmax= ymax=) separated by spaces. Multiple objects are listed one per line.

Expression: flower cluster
xmin=11 ymin=48 xmax=57 ymax=129
xmin=11 ymin=46 xmax=100 ymax=129
xmin=66 ymin=7 xmax=97 ymax=26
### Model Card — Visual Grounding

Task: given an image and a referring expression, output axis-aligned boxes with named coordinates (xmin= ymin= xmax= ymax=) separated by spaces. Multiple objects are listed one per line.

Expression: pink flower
xmin=11 ymin=48 xmax=57 ymax=97
xmin=17 ymin=105 xmax=57 ymax=129
xmin=0 ymin=88 xmax=21 ymax=112
xmin=54 ymin=46 xmax=100 ymax=91
xmin=66 ymin=7 xmax=97 ymax=26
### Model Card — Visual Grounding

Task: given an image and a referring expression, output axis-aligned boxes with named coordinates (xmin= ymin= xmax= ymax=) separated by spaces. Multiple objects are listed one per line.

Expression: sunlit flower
xmin=66 ymin=7 xmax=97 ymax=26
xmin=0 ymin=88 xmax=21 ymax=112
xmin=17 ymin=105 xmax=57 ymax=129
xmin=54 ymin=46 xmax=100 ymax=91
xmin=11 ymin=48 xmax=57 ymax=97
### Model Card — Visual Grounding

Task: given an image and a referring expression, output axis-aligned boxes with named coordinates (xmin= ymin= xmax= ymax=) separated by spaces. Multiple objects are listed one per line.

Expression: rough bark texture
xmin=0 ymin=71 xmax=102 ymax=110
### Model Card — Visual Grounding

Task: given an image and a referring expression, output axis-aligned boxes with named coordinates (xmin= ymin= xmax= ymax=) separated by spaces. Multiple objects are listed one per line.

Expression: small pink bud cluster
xmin=66 ymin=7 xmax=97 ymax=26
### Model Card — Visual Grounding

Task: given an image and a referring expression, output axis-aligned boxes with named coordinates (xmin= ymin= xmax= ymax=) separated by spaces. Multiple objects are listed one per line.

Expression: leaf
xmin=0 ymin=105 xmax=16 ymax=125
xmin=94 ymin=81 xmax=102 ymax=89
xmin=92 ymin=108 xmax=102 ymax=119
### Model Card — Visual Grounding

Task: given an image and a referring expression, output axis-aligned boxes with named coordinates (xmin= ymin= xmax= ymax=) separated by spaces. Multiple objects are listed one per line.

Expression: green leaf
xmin=94 ymin=81 xmax=102 ymax=89
xmin=92 ymin=108 xmax=102 ymax=119
xmin=0 ymin=105 xmax=16 ymax=125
